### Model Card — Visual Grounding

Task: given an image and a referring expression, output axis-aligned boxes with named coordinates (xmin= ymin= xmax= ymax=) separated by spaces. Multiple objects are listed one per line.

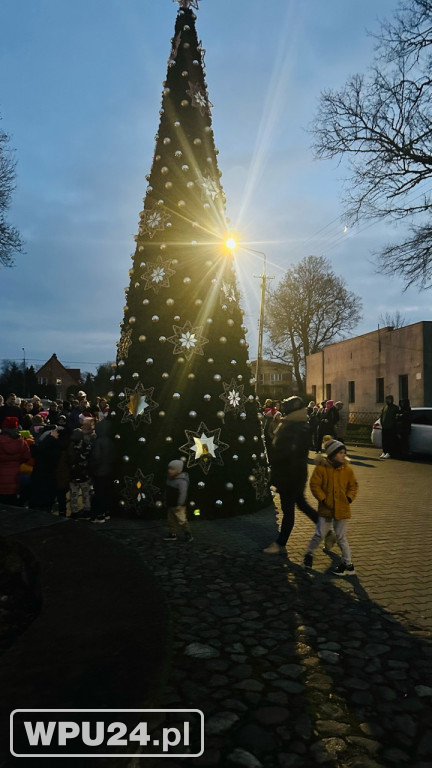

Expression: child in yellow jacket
xmin=303 ymin=437 xmax=358 ymax=576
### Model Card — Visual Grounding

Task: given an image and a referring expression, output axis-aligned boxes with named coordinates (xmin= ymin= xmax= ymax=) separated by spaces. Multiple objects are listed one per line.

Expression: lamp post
xmin=22 ymin=347 xmax=26 ymax=398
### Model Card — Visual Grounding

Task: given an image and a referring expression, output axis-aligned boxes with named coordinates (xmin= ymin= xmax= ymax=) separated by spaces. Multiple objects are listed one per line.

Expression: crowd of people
xmin=262 ymin=397 xmax=344 ymax=456
xmin=0 ymin=388 xmax=412 ymax=575
xmin=0 ymin=391 xmax=113 ymax=522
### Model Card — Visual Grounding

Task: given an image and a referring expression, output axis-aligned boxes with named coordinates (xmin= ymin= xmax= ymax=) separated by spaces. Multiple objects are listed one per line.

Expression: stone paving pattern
xmin=99 ymin=446 xmax=432 ymax=767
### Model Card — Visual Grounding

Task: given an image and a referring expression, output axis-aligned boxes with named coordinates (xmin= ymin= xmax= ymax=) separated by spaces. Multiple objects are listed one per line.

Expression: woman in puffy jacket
xmin=0 ymin=417 xmax=31 ymax=505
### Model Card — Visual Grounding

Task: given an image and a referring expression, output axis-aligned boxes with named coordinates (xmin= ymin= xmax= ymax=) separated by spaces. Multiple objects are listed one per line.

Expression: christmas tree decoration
xmin=111 ymin=0 xmax=272 ymax=517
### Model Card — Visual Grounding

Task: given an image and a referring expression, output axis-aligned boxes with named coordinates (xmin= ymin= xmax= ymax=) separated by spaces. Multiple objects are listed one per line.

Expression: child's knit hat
xmin=2 ymin=416 xmax=19 ymax=430
xmin=323 ymin=438 xmax=345 ymax=459
xmin=168 ymin=459 xmax=184 ymax=473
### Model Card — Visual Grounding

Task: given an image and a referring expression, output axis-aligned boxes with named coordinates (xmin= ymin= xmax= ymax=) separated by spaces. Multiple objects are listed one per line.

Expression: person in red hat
xmin=0 ymin=417 xmax=31 ymax=505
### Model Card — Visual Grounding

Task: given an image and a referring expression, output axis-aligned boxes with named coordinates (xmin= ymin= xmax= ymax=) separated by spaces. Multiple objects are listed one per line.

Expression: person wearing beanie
xmin=163 ymin=459 xmax=192 ymax=542
xmin=263 ymin=396 xmax=318 ymax=555
xmin=303 ymin=437 xmax=358 ymax=576
xmin=0 ymin=416 xmax=31 ymax=504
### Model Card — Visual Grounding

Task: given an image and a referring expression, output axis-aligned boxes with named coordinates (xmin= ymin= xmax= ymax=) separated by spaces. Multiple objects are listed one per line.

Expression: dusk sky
xmin=2 ymin=0 xmax=430 ymax=377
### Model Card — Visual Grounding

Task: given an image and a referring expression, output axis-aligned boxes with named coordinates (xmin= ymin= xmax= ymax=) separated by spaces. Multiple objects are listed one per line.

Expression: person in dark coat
xmin=263 ymin=396 xmax=318 ymax=554
xmin=88 ymin=418 xmax=116 ymax=523
xmin=29 ymin=426 xmax=62 ymax=511
xmin=0 ymin=417 xmax=31 ymax=504
xmin=379 ymin=394 xmax=399 ymax=459
xmin=0 ymin=394 xmax=22 ymax=428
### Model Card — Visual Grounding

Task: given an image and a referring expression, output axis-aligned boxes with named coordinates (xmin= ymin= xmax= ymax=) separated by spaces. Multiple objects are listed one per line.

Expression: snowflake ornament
xmin=167 ymin=320 xmax=209 ymax=360
xmin=219 ymin=379 xmax=247 ymax=414
xmin=200 ymin=175 xmax=220 ymax=201
xmin=117 ymin=327 xmax=132 ymax=360
xmin=141 ymin=256 xmax=176 ymax=294
xmin=180 ymin=421 xmax=229 ymax=475
xmin=186 ymin=81 xmax=212 ymax=115
xmin=118 ymin=383 xmax=159 ymax=430
xmin=122 ymin=469 xmax=161 ymax=512
xmin=138 ymin=205 xmax=170 ymax=239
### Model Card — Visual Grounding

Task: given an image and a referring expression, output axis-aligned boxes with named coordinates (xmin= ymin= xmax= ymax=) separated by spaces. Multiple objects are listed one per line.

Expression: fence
xmin=344 ymin=411 xmax=378 ymax=445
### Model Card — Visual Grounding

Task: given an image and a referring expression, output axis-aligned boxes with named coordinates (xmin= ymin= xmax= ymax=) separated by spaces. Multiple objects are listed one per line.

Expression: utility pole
xmin=253 ymin=252 xmax=274 ymax=400
xmin=22 ymin=347 xmax=26 ymax=398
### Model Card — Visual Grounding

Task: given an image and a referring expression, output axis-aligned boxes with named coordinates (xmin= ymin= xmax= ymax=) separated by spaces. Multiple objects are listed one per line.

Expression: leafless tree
xmin=0 ymin=117 xmax=23 ymax=267
xmin=311 ymin=0 xmax=432 ymax=290
xmin=378 ymin=310 xmax=407 ymax=328
xmin=265 ymin=255 xmax=363 ymax=392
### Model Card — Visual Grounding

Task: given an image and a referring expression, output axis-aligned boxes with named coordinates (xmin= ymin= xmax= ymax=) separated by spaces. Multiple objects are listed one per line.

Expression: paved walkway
xmin=96 ymin=446 xmax=432 ymax=767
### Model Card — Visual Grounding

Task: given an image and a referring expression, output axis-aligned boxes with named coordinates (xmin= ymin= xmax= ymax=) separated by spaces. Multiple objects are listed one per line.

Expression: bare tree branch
xmin=311 ymin=0 xmax=432 ymax=289
xmin=0 ymin=118 xmax=24 ymax=267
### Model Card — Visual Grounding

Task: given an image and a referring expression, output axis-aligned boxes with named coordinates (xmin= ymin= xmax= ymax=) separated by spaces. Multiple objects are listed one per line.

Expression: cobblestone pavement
xmin=99 ymin=446 xmax=432 ymax=767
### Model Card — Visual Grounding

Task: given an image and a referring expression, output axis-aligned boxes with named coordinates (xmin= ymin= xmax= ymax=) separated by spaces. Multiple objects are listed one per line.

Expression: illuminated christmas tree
xmin=111 ymin=0 xmax=272 ymax=518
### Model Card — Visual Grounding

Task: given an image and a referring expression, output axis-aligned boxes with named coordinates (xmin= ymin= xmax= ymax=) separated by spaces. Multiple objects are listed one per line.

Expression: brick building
xmin=306 ymin=321 xmax=432 ymax=412
xmin=35 ymin=354 xmax=81 ymax=401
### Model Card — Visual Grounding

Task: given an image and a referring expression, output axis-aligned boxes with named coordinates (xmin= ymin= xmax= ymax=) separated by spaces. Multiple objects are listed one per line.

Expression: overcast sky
xmin=1 ymin=0 xmax=430 ymax=376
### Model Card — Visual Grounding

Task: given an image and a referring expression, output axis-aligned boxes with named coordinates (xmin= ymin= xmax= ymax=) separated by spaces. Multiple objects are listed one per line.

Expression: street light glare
xmin=225 ymin=237 xmax=237 ymax=251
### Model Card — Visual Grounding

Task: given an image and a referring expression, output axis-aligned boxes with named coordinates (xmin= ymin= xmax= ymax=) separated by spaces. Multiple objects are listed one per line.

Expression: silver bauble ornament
xmin=122 ymin=455 xmax=130 ymax=462
xmin=225 ymin=482 xmax=234 ymax=491
xmin=173 ymin=392 xmax=181 ymax=399
xmin=189 ymin=410 xmax=197 ymax=418
xmin=203 ymin=394 xmax=211 ymax=402
xmin=238 ymin=435 xmax=246 ymax=443
xmin=232 ymin=454 xmax=239 ymax=461
xmin=128 ymin=316 xmax=136 ymax=324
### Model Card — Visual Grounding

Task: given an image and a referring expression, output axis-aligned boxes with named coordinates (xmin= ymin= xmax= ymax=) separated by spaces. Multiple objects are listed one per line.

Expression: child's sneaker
xmin=184 ymin=532 xmax=194 ymax=543
xmin=303 ymin=553 xmax=313 ymax=569
xmin=323 ymin=529 xmax=337 ymax=552
xmin=163 ymin=532 xmax=177 ymax=541
xmin=331 ymin=561 xmax=355 ymax=576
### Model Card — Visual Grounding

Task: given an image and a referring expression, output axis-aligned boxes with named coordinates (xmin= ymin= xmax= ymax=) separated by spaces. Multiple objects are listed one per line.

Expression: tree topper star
xmin=122 ymin=469 xmax=160 ymax=511
xmin=175 ymin=0 xmax=200 ymax=9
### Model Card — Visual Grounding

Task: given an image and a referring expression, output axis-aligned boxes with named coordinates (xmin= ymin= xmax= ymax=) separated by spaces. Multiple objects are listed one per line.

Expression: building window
xmin=38 ymin=377 xmax=47 ymax=386
xmin=259 ymin=373 xmax=264 ymax=383
xmin=325 ymin=384 xmax=332 ymax=400
xmin=348 ymin=381 xmax=355 ymax=403
xmin=56 ymin=378 xmax=62 ymax=386
xmin=311 ymin=385 xmax=316 ymax=401
xmin=270 ymin=373 xmax=281 ymax=382
xmin=376 ymin=378 xmax=384 ymax=403
xmin=399 ymin=374 xmax=409 ymax=401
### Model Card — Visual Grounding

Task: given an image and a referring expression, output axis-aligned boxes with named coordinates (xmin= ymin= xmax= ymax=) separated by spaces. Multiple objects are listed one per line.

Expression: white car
xmin=371 ymin=407 xmax=432 ymax=456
